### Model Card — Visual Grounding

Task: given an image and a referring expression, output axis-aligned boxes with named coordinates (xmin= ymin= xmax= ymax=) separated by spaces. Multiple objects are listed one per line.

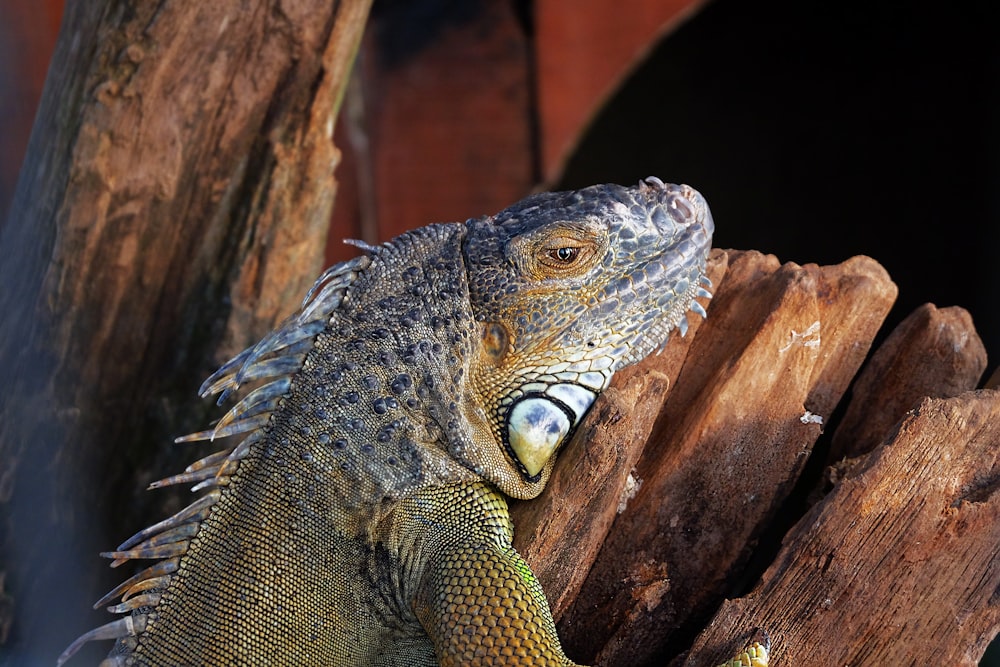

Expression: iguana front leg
xmin=400 ymin=483 xmax=767 ymax=667
xmin=398 ymin=483 xmax=581 ymax=666
xmin=419 ymin=541 xmax=577 ymax=666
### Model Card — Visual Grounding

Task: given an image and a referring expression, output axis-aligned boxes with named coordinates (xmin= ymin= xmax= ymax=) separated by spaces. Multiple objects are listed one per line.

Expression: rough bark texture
xmin=549 ymin=250 xmax=900 ymax=665
xmin=514 ymin=250 xmax=998 ymax=666
xmin=684 ymin=390 xmax=1000 ymax=666
xmin=828 ymin=303 xmax=987 ymax=462
xmin=0 ymin=0 xmax=372 ymax=661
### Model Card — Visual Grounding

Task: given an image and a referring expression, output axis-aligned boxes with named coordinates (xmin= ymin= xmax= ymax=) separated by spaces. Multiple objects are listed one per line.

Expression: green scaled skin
xmin=61 ymin=178 xmax=715 ymax=666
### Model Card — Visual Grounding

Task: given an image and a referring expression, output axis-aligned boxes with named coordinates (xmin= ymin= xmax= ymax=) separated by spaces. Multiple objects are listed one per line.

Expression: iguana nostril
xmin=667 ymin=194 xmax=694 ymax=224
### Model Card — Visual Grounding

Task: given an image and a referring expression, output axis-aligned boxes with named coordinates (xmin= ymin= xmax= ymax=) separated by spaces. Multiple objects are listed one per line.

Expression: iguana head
xmin=463 ymin=177 xmax=714 ymax=498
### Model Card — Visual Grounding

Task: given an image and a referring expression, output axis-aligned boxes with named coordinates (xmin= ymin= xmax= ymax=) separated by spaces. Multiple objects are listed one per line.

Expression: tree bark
xmin=530 ymin=250 xmax=902 ymax=664
xmin=828 ymin=303 xmax=987 ymax=463
xmin=0 ymin=0 xmax=371 ymax=660
xmin=684 ymin=390 xmax=1000 ymax=666
xmin=516 ymin=251 xmax=997 ymax=666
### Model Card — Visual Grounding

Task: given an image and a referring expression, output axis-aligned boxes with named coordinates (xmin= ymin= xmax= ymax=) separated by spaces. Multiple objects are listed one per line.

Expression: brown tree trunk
xmin=0 ymin=0 xmax=372 ymax=661
xmin=513 ymin=250 xmax=997 ymax=666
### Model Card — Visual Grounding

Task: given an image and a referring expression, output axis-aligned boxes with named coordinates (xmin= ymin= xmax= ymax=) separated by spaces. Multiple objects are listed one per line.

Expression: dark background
xmin=559 ymin=0 xmax=999 ymax=377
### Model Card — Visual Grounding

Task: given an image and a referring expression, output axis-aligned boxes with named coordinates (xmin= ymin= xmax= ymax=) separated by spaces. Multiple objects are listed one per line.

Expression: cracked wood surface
xmin=517 ymin=250 xmax=997 ymax=666
xmin=685 ymin=389 xmax=1000 ymax=665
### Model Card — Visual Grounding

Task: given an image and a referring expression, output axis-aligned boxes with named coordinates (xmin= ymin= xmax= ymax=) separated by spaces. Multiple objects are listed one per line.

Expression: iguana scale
xmin=61 ymin=178 xmax=723 ymax=666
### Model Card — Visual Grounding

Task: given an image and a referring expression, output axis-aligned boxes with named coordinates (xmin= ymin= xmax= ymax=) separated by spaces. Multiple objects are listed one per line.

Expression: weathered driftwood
xmin=543 ymin=248 xmax=900 ymax=663
xmin=515 ymin=249 xmax=997 ymax=666
xmin=828 ymin=303 xmax=987 ymax=462
xmin=685 ymin=390 xmax=1000 ymax=666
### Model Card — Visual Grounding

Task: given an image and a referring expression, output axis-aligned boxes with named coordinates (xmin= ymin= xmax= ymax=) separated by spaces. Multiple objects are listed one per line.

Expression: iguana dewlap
xmin=61 ymin=178 xmax=715 ymax=666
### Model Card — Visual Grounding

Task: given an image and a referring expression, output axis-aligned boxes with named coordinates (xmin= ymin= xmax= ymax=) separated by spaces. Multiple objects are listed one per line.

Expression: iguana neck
xmin=255 ymin=223 xmax=510 ymax=528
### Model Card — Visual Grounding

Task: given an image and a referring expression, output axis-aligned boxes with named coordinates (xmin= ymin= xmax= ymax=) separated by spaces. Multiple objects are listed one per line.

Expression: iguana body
xmin=61 ymin=179 xmax=715 ymax=666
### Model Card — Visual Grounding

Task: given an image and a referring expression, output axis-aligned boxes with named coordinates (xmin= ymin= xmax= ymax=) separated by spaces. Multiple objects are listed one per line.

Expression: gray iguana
xmin=60 ymin=178 xmax=727 ymax=666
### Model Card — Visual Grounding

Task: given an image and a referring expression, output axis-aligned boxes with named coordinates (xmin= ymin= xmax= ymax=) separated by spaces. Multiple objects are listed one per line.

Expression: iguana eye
xmin=545 ymin=246 xmax=580 ymax=263
xmin=508 ymin=224 xmax=607 ymax=278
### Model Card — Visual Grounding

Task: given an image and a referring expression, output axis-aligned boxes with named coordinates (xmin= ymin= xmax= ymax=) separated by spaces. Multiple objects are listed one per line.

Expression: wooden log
xmin=521 ymin=250 xmax=997 ymax=666
xmin=829 ymin=303 xmax=987 ymax=462
xmin=549 ymin=250 xmax=898 ymax=665
xmin=684 ymin=389 xmax=1000 ymax=666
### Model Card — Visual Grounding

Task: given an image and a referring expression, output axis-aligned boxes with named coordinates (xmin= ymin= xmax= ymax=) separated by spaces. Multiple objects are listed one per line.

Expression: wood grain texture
xmin=551 ymin=250 xmax=899 ymax=665
xmin=523 ymin=250 xmax=996 ymax=666
xmin=829 ymin=303 xmax=987 ymax=462
xmin=685 ymin=390 xmax=1000 ymax=666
